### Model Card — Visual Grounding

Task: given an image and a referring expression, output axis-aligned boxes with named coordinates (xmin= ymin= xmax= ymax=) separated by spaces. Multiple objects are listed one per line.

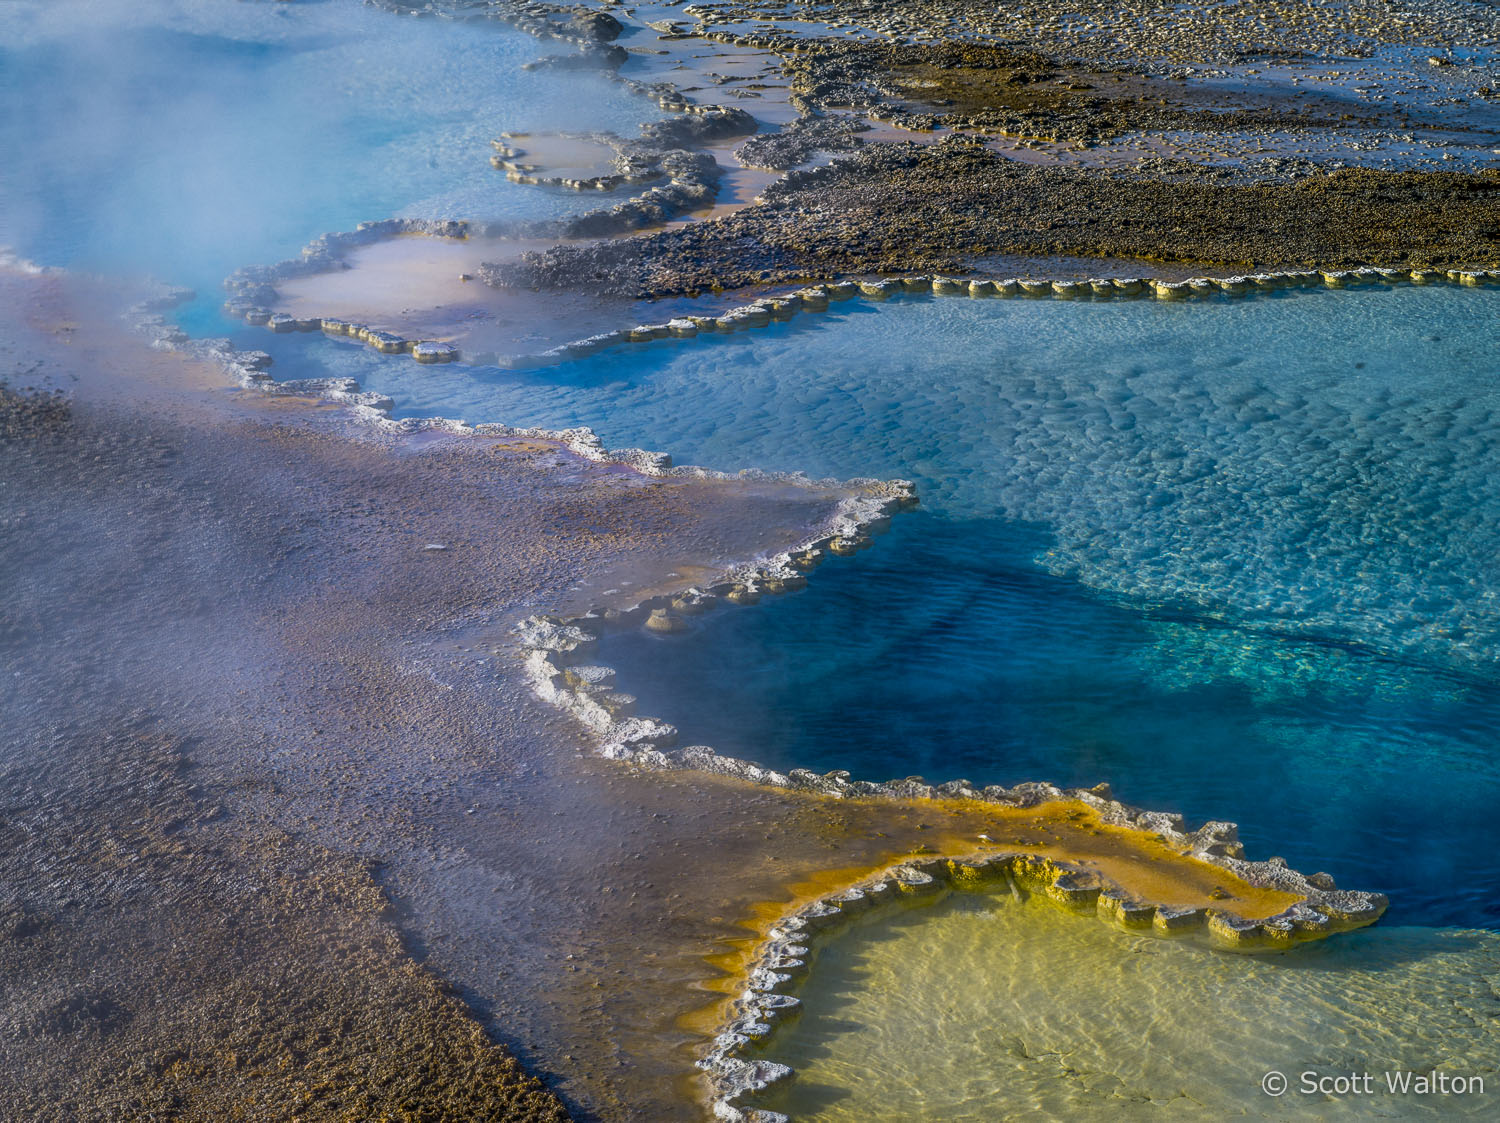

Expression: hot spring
xmin=7 ymin=1 xmax=1498 ymax=1118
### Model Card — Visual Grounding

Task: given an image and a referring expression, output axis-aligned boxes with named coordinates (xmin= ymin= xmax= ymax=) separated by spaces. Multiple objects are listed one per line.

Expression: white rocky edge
xmin=119 ymin=282 xmax=699 ymax=473
xmin=520 ymin=264 xmax=1500 ymax=369
xmin=513 ymin=476 xmax=1391 ymax=933
xmin=229 ymin=261 xmax=1500 ymax=373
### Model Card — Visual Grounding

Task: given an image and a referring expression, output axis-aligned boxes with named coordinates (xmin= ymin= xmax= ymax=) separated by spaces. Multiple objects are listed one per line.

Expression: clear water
xmin=754 ymin=891 xmax=1500 ymax=1120
xmin=1 ymin=0 xmax=657 ymax=332
xmin=336 ymin=287 xmax=1500 ymax=925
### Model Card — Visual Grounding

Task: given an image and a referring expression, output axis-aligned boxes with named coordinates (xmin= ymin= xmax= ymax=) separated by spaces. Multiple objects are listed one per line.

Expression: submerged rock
xmin=644 ymin=608 xmax=687 ymax=633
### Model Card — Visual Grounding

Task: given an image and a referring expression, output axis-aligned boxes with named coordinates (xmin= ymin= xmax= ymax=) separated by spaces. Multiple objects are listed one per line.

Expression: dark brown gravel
xmin=779 ymin=38 xmax=1372 ymax=142
xmin=490 ymin=141 xmax=1500 ymax=296
xmin=0 ymin=382 xmax=573 ymax=1123
xmin=0 ymin=717 xmax=572 ymax=1123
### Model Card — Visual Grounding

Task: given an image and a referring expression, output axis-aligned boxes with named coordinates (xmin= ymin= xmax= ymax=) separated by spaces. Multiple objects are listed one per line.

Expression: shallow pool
xmin=752 ymin=890 xmax=1500 ymax=1120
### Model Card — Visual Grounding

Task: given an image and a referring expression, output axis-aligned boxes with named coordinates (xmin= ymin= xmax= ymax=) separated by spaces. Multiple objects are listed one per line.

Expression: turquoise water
xmin=342 ymin=287 xmax=1500 ymax=924
xmin=1 ymin=0 xmax=656 ymax=329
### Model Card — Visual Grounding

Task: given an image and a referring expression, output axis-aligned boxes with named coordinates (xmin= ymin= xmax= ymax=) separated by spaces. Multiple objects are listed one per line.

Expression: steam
xmin=1 ymin=0 xmax=657 ymax=296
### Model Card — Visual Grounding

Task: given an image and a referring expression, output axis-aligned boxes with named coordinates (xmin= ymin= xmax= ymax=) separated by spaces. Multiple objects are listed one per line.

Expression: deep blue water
xmin=346 ymin=287 xmax=1500 ymax=926
xmin=603 ymin=510 xmax=1500 ymax=927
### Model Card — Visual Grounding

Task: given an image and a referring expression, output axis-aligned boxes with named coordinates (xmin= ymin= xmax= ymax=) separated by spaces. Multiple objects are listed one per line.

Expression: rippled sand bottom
xmin=756 ymin=894 xmax=1499 ymax=1120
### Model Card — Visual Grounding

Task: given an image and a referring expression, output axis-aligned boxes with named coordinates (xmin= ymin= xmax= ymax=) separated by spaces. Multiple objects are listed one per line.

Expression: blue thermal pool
xmin=340 ymin=286 xmax=1500 ymax=926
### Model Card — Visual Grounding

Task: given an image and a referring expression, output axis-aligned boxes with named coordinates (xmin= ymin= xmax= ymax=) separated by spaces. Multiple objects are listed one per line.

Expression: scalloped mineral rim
xmin=223 ymin=237 xmax=1500 ymax=369
xmin=698 ymin=835 xmax=1387 ymax=1123
xmin=526 ymin=600 xmax=1391 ymax=954
xmin=515 ymin=533 xmax=1392 ymax=961
xmin=121 ymin=288 xmax=1389 ymax=980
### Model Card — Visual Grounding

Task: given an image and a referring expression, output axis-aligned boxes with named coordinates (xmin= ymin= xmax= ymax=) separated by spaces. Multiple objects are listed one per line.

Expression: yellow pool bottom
xmin=753 ymin=893 xmax=1498 ymax=1120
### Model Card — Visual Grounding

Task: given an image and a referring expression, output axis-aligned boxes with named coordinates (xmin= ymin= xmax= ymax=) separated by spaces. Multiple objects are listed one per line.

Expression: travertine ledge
xmin=225 ymin=261 xmax=1500 ymax=371
xmin=697 ymin=830 xmax=1387 ymax=1123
